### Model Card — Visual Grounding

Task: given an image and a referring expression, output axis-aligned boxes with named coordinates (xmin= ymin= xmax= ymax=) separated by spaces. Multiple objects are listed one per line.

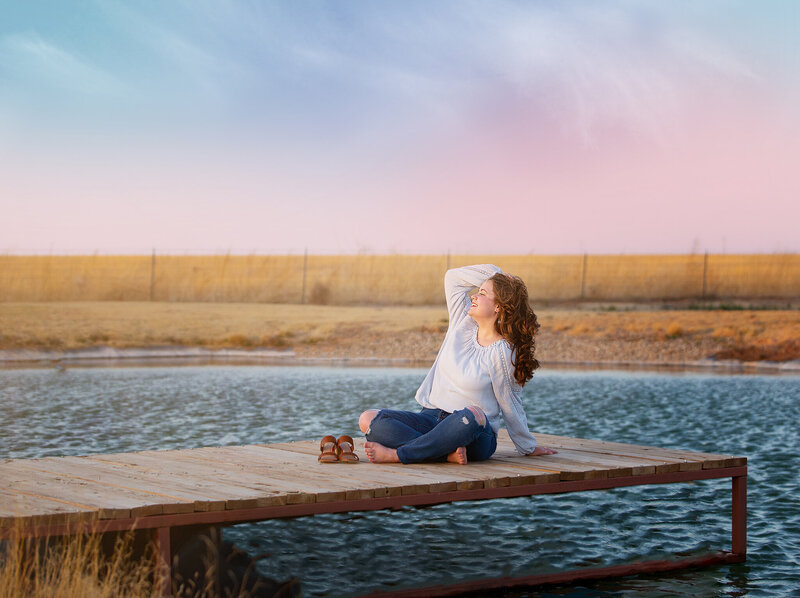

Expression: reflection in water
xmin=2 ymin=366 xmax=798 ymax=597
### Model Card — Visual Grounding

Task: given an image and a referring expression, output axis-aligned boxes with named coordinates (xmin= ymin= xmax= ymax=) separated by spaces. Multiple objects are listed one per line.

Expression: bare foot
xmin=528 ymin=446 xmax=558 ymax=456
xmin=446 ymin=446 xmax=467 ymax=465
xmin=364 ymin=441 xmax=400 ymax=463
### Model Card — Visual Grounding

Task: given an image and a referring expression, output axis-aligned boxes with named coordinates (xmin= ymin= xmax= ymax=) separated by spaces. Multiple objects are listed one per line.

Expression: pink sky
xmin=1 ymin=2 xmax=798 ymax=254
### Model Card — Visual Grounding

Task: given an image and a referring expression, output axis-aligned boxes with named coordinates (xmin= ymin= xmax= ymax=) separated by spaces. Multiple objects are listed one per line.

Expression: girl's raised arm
xmin=443 ymin=264 xmax=502 ymax=325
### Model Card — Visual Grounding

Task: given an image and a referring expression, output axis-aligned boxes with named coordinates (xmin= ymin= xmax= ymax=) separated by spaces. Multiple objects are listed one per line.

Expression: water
xmin=1 ymin=365 xmax=798 ymax=597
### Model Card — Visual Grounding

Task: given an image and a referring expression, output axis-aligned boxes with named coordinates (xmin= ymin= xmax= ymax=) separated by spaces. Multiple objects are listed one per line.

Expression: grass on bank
xmin=0 ymin=302 xmax=448 ymax=351
xmin=0 ymin=530 xmax=156 ymax=598
xmin=2 ymin=302 xmax=799 ymax=361
xmin=549 ymin=308 xmax=800 ymax=361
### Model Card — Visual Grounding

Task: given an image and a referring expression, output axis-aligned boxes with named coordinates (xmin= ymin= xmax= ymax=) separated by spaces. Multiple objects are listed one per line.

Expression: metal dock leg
xmin=153 ymin=526 xmax=172 ymax=597
xmin=732 ymin=474 xmax=747 ymax=558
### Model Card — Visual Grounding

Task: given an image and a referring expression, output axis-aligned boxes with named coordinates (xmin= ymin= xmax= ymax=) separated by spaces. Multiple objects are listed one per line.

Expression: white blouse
xmin=414 ymin=264 xmax=538 ymax=455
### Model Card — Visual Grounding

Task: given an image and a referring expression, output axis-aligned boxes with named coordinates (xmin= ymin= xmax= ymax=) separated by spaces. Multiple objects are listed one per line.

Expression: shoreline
xmin=2 ymin=346 xmax=798 ymax=374
xmin=3 ymin=302 xmax=799 ymax=374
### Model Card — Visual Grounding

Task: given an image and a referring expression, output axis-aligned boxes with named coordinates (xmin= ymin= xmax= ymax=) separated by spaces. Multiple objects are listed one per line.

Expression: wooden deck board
xmin=10 ymin=458 xmax=199 ymax=515
xmin=262 ymin=441 xmax=529 ymax=491
xmin=45 ymin=456 xmax=229 ymax=513
xmin=533 ymin=433 xmax=744 ymax=468
xmin=87 ymin=451 xmax=303 ymax=507
xmin=0 ymin=488 xmax=98 ymax=527
xmin=0 ymin=430 xmax=745 ymax=530
xmin=1 ymin=462 xmax=157 ymax=519
xmin=220 ymin=445 xmax=431 ymax=497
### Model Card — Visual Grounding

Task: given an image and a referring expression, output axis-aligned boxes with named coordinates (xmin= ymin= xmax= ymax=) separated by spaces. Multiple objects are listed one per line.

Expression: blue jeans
xmin=365 ymin=408 xmax=497 ymax=464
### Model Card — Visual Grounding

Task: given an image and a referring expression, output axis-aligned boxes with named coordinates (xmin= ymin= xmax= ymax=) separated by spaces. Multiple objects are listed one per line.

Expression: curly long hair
xmin=490 ymin=272 xmax=540 ymax=386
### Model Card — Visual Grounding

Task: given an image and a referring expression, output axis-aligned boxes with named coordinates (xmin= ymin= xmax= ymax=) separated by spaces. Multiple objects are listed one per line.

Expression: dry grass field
xmin=0 ymin=529 xmax=155 ymax=598
xmin=545 ymin=308 xmax=800 ymax=362
xmin=0 ymin=302 xmax=447 ymax=351
xmin=2 ymin=302 xmax=798 ymax=363
xmin=1 ymin=253 xmax=798 ymax=303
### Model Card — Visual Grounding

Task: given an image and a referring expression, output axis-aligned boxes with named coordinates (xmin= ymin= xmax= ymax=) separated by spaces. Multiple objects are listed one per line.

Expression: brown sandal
xmin=318 ymin=435 xmax=338 ymax=463
xmin=336 ymin=435 xmax=359 ymax=464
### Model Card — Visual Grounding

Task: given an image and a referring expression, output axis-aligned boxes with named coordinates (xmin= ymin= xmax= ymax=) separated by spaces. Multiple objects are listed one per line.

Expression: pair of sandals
xmin=318 ymin=435 xmax=359 ymax=464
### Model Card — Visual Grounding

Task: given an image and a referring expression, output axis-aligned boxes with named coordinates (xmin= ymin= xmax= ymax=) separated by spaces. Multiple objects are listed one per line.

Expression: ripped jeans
xmin=365 ymin=408 xmax=497 ymax=464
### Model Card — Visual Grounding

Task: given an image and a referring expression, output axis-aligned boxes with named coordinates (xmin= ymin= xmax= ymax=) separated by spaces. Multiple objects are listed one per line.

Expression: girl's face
xmin=468 ymin=280 xmax=499 ymax=321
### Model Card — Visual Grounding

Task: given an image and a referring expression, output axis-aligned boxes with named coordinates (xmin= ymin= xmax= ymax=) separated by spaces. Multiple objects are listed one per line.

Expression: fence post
xmin=580 ymin=253 xmax=588 ymax=300
xmin=701 ymin=251 xmax=708 ymax=300
xmin=150 ymin=248 xmax=156 ymax=301
xmin=300 ymin=247 xmax=308 ymax=304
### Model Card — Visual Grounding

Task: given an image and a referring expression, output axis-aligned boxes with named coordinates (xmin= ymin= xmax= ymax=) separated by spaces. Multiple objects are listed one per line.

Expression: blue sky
xmin=2 ymin=1 xmax=798 ymax=254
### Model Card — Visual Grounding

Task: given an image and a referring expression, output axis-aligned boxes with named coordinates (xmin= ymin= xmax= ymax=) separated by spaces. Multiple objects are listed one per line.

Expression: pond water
xmin=1 ymin=365 xmax=798 ymax=597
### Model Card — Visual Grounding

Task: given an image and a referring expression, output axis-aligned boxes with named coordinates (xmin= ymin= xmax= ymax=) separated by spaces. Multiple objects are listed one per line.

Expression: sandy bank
xmin=3 ymin=302 xmax=799 ymax=372
xmin=3 ymin=334 xmax=798 ymax=373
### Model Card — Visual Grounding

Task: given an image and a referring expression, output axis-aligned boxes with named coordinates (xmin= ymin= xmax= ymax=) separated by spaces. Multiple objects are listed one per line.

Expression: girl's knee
xmin=465 ymin=406 xmax=487 ymax=427
xmin=359 ymin=409 xmax=380 ymax=434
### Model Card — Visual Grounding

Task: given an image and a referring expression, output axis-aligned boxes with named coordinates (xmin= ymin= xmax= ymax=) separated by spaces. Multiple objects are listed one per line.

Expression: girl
xmin=359 ymin=264 xmax=557 ymax=464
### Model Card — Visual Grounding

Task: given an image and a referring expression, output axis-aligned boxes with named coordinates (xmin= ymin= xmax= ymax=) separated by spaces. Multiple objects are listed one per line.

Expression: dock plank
xmin=0 ymin=488 xmax=97 ymax=528
xmin=166 ymin=447 xmax=357 ymax=503
xmin=266 ymin=438 xmax=555 ymax=491
xmin=188 ymin=446 xmax=383 ymax=501
xmin=33 ymin=456 xmax=227 ymax=513
xmin=209 ymin=445 xmax=416 ymax=498
xmin=505 ymin=448 xmax=658 ymax=478
xmin=210 ymin=443 xmax=519 ymax=497
xmin=532 ymin=433 xmax=744 ymax=469
xmin=10 ymin=458 xmax=197 ymax=515
xmin=1 ymin=463 xmax=140 ymax=520
xmin=0 ymin=431 xmax=746 ymax=531
xmin=261 ymin=441 xmax=516 ymax=492
xmin=89 ymin=451 xmax=301 ymax=508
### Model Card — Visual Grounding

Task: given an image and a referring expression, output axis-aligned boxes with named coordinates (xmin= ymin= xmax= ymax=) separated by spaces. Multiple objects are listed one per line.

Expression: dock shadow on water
xmin=1 ymin=365 xmax=798 ymax=597
xmin=170 ymin=526 xmax=300 ymax=598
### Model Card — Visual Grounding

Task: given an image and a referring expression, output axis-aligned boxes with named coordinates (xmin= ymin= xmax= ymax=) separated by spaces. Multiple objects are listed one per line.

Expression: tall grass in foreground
xmin=0 ymin=529 xmax=156 ymax=598
xmin=1 ymin=253 xmax=798 ymax=303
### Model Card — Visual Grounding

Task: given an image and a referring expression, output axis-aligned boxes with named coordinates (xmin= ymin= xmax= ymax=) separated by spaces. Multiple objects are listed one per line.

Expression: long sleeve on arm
xmin=444 ymin=264 xmax=503 ymax=327
xmin=415 ymin=264 xmax=501 ymax=409
xmin=489 ymin=347 xmax=538 ymax=455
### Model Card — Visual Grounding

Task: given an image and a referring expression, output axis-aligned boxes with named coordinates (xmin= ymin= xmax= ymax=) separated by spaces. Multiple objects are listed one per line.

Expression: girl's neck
xmin=475 ymin=318 xmax=503 ymax=347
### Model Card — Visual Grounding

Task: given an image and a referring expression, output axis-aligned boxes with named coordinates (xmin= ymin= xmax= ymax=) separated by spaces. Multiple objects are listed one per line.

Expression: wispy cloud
xmin=440 ymin=2 xmax=761 ymax=148
xmin=9 ymin=0 xmax=757 ymax=152
xmin=0 ymin=31 xmax=125 ymax=96
xmin=228 ymin=1 xmax=763 ymax=149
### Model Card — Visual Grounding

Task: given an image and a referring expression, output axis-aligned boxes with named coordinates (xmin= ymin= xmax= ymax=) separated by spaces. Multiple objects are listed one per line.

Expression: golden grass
xmin=1 ymin=253 xmax=798 ymax=303
xmin=0 ymin=529 xmax=156 ymax=598
xmin=2 ymin=302 xmax=798 ymax=361
xmin=0 ymin=302 xmax=448 ymax=350
xmin=548 ymin=309 xmax=800 ymax=344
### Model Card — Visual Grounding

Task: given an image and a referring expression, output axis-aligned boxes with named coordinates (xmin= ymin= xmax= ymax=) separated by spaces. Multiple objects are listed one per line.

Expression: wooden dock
xmin=0 ymin=430 xmax=747 ymax=596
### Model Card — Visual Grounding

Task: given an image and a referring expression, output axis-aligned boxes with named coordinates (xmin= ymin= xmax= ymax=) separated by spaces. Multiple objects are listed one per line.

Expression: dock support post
xmin=732 ymin=475 xmax=747 ymax=557
xmin=153 ymin=526 xmax=172 ymax=598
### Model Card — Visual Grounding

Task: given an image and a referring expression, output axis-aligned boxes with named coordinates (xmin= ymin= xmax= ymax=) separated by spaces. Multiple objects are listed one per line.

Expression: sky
xmin=1 ymin=1 xmax=798 ymax=255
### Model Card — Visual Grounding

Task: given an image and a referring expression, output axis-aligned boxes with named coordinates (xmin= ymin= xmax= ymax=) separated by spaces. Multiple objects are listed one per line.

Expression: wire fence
xmin=1 ymin=253 xmax=798 ymax=304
